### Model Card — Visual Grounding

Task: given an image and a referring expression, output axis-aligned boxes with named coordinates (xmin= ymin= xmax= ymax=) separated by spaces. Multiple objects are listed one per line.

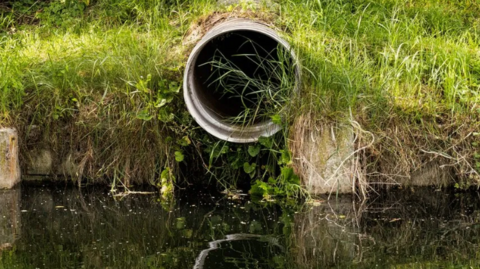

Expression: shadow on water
xmin=0 ymin=184 xmax=479 ymax=268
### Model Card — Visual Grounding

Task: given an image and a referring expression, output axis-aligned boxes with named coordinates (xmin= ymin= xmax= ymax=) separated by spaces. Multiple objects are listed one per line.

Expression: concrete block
xmin=291 ymin=115 xmax=359 ymax=195
xmin=24 ymin=149 xmax=81 ymax=180
xmin=26 ymin=149 xmax=53 ymax=175
xmin=0 ymin=128 xmax=21 ymax=189
xmin=409 ymin=161 xmax=453 ymax=187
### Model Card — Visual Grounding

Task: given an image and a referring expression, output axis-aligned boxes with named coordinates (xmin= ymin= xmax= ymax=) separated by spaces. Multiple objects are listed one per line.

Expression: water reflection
xmin=357 ymin=190 xmax=480 ymax=267
xmin=0 ymin=185 xmax=479 ymax=268
xmin=194 ymin=234 xmax=284 ymax=269
xmin=0 ymin=188 xmax=21 ymax=253
xmin=291 ymin=196 xmax=363 ymax=268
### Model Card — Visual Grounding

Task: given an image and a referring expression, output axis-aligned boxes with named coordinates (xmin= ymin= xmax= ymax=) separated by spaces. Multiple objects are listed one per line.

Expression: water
xmin=1 ymin=185 xmax=480 ymax=268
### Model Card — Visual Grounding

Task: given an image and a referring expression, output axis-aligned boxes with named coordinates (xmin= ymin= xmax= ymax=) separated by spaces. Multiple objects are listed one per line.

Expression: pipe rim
xmin=183 ymin=19 xmax=300 ymax=143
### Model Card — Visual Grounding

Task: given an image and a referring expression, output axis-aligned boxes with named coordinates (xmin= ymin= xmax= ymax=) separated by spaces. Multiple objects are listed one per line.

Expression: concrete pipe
xmin=183 ymin=19 xmax=300 ymax=143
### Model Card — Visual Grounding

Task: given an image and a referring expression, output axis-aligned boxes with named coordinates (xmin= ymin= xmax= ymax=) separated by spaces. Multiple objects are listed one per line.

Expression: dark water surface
xmin=1 ymin=185 xmax=480 ymax=268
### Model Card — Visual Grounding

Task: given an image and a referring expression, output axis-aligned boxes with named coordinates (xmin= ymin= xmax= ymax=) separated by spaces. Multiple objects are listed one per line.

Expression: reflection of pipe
xmin=183 ymin=19 xmax=300 ymax=143
xmin=194 ymin=234 xmax=260 ymax=269
xmin=193 ymin=233 xmax=284 ymax=269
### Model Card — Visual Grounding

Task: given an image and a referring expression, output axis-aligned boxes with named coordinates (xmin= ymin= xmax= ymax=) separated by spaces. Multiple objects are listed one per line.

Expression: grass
xmin=199 ymin=39 xmax=296 ymax=125
xmin=0 ymin=0 xmax=479 ymax=190
xmin=282 ymin=0 xmax=480 ymax=187
xmin=0 ymin=0 xmax=214 ymax=186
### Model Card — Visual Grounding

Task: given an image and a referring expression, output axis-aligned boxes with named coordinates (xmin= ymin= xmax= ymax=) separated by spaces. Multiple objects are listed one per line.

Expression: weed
xmin=202 ymin=131 xmax=308 ymax=200
xmin=200 ymin=36 xmax=296 ymax=126
xmin=1 ymin=0 xmax=480 ymax=195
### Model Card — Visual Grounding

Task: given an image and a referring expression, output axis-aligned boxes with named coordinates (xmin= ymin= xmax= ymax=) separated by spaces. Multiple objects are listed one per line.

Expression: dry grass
xmin=359 ymin=114 xmax=480 ymax=188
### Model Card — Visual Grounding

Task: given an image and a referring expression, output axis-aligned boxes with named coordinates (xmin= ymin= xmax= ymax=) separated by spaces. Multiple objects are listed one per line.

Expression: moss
xmin=0 ymin=141 xmax=6 ymax=169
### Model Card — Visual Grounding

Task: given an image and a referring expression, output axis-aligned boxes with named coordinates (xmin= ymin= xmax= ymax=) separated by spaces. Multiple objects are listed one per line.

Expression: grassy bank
xmin=1 ymin=0 xmax=479 ymax=195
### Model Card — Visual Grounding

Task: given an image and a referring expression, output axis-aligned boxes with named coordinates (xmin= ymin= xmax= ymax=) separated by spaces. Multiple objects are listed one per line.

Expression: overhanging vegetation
xmin=1 ymin=0 xmax=479 ymax=196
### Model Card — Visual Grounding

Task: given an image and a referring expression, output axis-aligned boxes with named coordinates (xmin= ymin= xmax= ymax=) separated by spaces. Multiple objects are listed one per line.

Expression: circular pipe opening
xmin=184 ymin=20 xmax=300 ymax=143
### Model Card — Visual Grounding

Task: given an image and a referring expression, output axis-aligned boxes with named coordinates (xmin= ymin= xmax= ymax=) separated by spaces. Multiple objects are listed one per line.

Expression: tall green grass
xmin=0 ymin=0 xmax=217 ymax=186
xmin=286 ymin=0 xmax=480 ymax=184
xmin=1 ymin=0 xmax=479 ymax=187
xmin=282 ymin=0 xmax=480 ymax=117
xmin=200 ymin=40 xmax=296 ymax=126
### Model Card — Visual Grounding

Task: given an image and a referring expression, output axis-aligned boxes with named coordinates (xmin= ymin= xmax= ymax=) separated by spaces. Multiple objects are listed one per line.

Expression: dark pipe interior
xmin=193 ymin=30 xmax=293 ymax=122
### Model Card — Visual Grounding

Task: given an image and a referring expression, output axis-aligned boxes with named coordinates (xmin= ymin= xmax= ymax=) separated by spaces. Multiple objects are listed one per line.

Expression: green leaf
xmin=165 ymin=136 xmax=173 ymax=144
xmin=265 ymin=164 xmax=275 ymax=173
xmin=281 ymin=167 xmax=293 ymax=181
xmin=289 ymin=174 xmax=300 ymax=185
xmin=155 ymin=98 xmax=167 ymax=108
xmin=243 ymin=162 xmax=256 ymax=174
xmin=279 ymin=150 xmax=292 ymax=165
xmin=135 ymin=74 xmax=151 ymax=93
xmin=161 ymin=168 xmax=169 ymax=180
xmin=210 ymin=144 xmax=229 ymax=158
xmin=183 ymin=229 xmax=193 ymax=238
xmin=160 ymin=167 xmax=175 ymax=184
xmin=281 ymin=167 xmax=300 ymax=185
xmin=136 ymin=109 xmax=153 ymax=121
xmin=231 ymin=156 xmax=244 ymax=170
xmin=168 ymin=81 xmax=181 ymax=93
xmin=271 ymin=114 xmax=282 ymax=125
xmin=157 ymin=108 xmax=174 ymax=122
xmin=249 ymin=180 xmax=267 ymax=196
xmin=174 ymin=151 xmax=184 ymax=162
xmin=177 ymin=136 xmax=191 ymax=147
xmin=248 ymin=145 xmax=261 ymax=157
xmin=258 ymin=136 xmax=274 ymax=148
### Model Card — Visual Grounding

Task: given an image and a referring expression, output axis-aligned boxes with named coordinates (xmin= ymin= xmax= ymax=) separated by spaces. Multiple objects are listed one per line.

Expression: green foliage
xmin=0 ymin=0 xmax=480 ymax=191
xmin=0 ymin=13 xmax=13 ymax=34
xmin=174 ymin=151 xmax=184 ymax=162
xmin=247 ymin=144 xmax=261 ymax=157
xmin=249 ymin=166 xmax=302 ymax=200
xmin=206 ymin=143 xmax=229 ymax=163
xmin=203 ymin=133 xmax=305 ymax=200
xmin=133 ymin=74 xmax=180 ymax=123
xmin=176 ymin=136 xmax=191 ymax=147
xmin=473 ymin=132 xmax=480 ymax=175
xmin=36 ymin=0 xmax=87 ymax=28
xmin=243 ymin=162 xmax=256 ymax=177
xmin=258 ymin=136 xmax=274 ymax=149
xmin=159 ymin=167 xmax=175 ymax=199
xmin=191 ymin=29 xmax=303 ymax=198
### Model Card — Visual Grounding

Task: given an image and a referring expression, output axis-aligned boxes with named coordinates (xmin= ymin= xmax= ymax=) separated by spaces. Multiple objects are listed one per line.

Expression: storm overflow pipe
xmin=183 ymin=19 xmax=300 ymax=143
